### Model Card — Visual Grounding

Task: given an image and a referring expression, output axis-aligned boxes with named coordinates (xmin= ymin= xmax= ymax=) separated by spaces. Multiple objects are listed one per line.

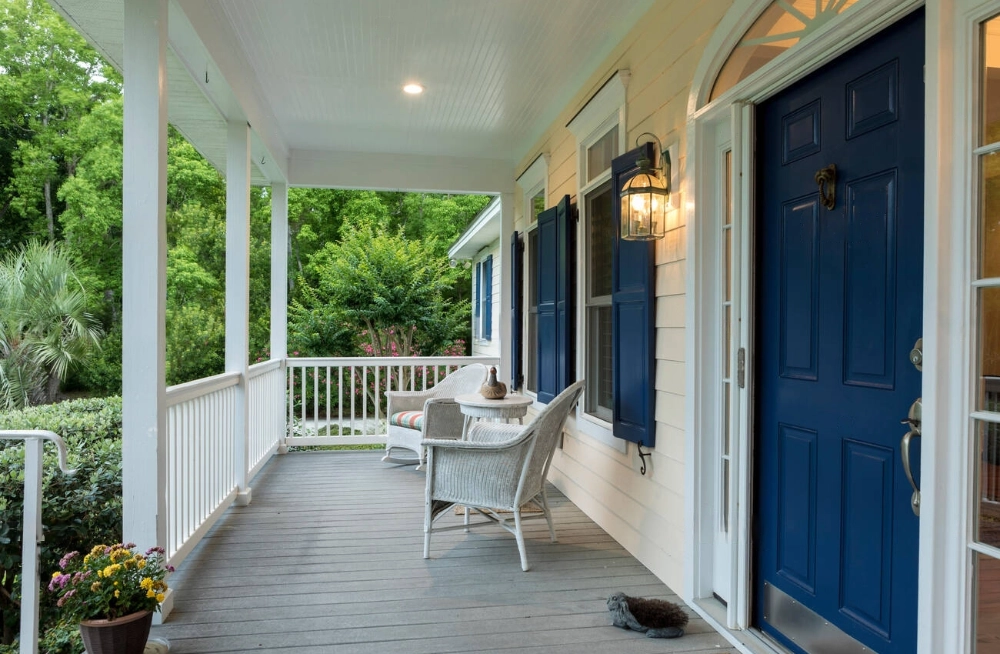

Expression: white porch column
xmin=270 ymin=182 xmax=289 ymax=454
xmin=270 ymin=182 xmax=288 ymax=360
xmin=122 ymin=0 xmax=167 ymax=564
xmin=499 ymin=192 xmax=514 ymax=387
xmin=227 ymin=121 xmax=252 ymax=506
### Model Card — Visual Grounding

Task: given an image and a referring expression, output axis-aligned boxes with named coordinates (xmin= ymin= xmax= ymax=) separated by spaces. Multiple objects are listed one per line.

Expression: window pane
xmin=724 ymin=304 xmax=732 ymax=379
xmin=710 ymin=0 xmax=860 ymax=101
xmin=722 ymin=458 xmax=730 ymax=534
xmin=980 ymin=288 xmax=1000 ymax=410
xmin=725 ymin=227 xmax=733 ymax=302
xmin=725 ymin=150 xmax=733 ymax=226
xmin=984 ymin=16 xmax=1000 ymax=146
xmin=723 ymin=382 xmax=731 ymax=456
xmin=588 ymin=183 xmax=614 ymax=299
xmin=531 ymin=191 xmax=545 ymax=223
xmin=979 ymin=421 xmax=1000 ymax=549
xmin=982 ymin=155 xmax=1000 ymax=279
xmin=974 ymin=552 xmax=1000 ymax=651
xmin=587 ymin=125 xmax=618 ymax=182
xmin=586 ymin=305 xmax=613 ymax=418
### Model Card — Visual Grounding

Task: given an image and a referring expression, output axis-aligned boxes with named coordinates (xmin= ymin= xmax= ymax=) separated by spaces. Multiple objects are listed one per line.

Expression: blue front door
xmin=755 ymin=10 xmax=924 ymax=654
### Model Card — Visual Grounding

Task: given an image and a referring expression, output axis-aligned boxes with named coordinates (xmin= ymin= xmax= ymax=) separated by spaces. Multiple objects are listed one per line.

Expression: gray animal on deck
xmin=607 ymin=592 xmax=689 ymax=638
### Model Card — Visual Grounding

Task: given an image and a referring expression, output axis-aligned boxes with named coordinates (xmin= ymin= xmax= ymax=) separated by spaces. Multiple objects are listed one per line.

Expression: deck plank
xmin=152 ymin=452 xmax=733 ymax=653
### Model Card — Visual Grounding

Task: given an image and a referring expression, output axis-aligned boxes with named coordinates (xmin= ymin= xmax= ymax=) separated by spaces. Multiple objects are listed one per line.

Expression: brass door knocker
xmin=815 ymin=164 xmax=836 ymax=210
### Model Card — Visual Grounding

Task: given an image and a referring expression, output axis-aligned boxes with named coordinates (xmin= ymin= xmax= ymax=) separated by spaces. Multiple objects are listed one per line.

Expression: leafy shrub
xmin=0 ymin=397 xmax=123 ymax=649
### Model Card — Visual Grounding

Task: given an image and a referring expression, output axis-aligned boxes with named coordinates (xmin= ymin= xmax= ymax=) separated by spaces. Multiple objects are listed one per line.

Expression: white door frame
xmin=683 ymin=1 xmax=966 ymax=652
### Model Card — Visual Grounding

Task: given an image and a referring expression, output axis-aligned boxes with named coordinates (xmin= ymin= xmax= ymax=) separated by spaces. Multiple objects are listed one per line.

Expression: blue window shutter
xmin=555 ymin=195 xmax=575 ymax=394
xmin=536 ymin=206 xmax=558 ymax=403
xmin=536 ymin=195 xmax=575 ymax=404
xmin=611 ymin=143 xmax=656 ymax=447
xmin=511 ymin=232 xmax=524 ymax=389
xmin=484 ymin=255 xmax=493 ymax=340
xmin=475 ymin=261 xmax=482 ymax=339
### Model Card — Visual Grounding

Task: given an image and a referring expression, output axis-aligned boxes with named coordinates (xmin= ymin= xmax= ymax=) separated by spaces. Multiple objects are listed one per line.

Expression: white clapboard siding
xmin=510 ymin=1 xmax=731 ymax=594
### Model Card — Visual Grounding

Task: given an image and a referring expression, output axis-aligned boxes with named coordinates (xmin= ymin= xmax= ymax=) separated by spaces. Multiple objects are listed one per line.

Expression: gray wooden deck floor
xmin=152 ymin=452 xmax=733 ymax=653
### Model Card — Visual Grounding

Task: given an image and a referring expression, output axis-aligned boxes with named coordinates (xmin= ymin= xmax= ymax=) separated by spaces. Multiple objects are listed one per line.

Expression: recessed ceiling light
xmin=403 ymin=83 xmax=424 ymax=95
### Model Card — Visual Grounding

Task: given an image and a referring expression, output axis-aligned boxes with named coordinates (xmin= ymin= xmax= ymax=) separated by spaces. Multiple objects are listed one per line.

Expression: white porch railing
xmin=165 ymin=371 xmax=240 ymax=565
xmin=248 ymin=359 xmax=285 ymax=478
xmin=0 ymin=431 xmax=73 ymax=654
xmin=285 ymin=356 xmax=499 ymax=447
xmin=160 ymin=356 xmax=495 ymax=569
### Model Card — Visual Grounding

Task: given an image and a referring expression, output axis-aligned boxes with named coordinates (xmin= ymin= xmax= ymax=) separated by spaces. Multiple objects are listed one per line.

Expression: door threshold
xmin=691 ymin=597 xmax=794 ymax=654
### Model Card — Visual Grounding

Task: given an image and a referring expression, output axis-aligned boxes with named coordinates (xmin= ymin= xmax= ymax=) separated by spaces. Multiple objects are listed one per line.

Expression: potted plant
xmin=48 ymin=542 xmax=173 ymax=654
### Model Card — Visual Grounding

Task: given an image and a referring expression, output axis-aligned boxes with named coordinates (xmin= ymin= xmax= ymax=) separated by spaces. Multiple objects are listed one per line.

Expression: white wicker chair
xmin=382 ymin=363 xmax=487 ymax=468
xmin=422 ymin=380 xmax=586 ymax=571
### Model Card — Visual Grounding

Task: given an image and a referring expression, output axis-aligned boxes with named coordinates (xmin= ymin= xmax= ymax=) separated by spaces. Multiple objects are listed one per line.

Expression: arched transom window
xmin=710 ymin=0 xmax=861 ymax=101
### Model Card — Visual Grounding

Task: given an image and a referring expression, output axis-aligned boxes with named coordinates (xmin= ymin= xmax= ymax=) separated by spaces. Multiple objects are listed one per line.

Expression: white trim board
xmin=449 ymin=196 xmax=502 ymax=261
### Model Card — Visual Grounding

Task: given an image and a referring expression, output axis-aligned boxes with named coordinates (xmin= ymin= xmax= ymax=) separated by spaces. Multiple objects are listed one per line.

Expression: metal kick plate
xmin=763 ymin=583 xmax=875 ymax=654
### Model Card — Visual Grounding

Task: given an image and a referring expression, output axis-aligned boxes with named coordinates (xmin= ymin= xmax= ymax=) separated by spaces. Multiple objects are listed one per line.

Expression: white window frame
xmin=516 ymin=154 xmax=549 ymax=398
xmin=474 ymin=251 xmax=491 ymax=343
xmin=567 ymin=70 xmax=628 ymax=452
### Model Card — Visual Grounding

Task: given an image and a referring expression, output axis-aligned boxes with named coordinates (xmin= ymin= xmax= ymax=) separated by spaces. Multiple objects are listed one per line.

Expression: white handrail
xmin=0 ymin=431 xmax=74 ymax=654
xmin=286 ymin=355 xmax=499 ymax=367
xmin=165 ymin=371 xmax=241 ymax=408
xmin=248 ymin=358 xmax=281 ymax=379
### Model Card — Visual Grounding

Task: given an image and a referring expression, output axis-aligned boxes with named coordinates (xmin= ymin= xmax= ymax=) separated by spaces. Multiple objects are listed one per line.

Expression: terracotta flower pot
xmin=79 ymin=610 xmax=153 ymax=654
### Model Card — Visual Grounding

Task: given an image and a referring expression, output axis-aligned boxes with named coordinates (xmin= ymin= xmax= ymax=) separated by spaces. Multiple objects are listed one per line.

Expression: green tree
xmin=0 ymin=0 xmax=120 ymax=245
xmin=0 ymin=241 xmax=102 ymax=409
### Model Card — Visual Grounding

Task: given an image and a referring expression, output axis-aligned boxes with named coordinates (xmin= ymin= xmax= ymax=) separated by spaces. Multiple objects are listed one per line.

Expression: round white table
xmin=454 ymin=393 xmax=534 ymax=439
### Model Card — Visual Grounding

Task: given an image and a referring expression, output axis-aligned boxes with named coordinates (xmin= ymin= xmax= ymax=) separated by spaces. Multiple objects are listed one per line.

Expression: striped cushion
xmin=390 ymin=411 xmax=424 ymax=430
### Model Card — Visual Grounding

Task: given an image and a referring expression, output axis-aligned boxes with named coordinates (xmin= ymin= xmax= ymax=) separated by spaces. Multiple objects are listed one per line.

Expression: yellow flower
xmin=155 ymin=593 xmax=165 ymax=603
xmin=140 ymin=578 xmax=153 ymax=590
xmin=146 ymin=590 xmax=156 ymax=599
xmin=114 ymin=590 xmax=120 ymax=598
xmin=136 ymin=558 xmax=147 ymax=570
xmin=52 ymin=571 xmax=61 ymax=579
xmin=91 ymin=582 xmax=101 ymax=592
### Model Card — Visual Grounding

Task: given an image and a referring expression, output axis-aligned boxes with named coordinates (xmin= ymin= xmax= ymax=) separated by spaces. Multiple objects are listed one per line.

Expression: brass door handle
xmin=901 ymin=429 xmax=921 ymax=517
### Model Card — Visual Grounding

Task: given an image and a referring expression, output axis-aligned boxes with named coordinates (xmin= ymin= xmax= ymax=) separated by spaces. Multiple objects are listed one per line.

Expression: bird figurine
xmin=607 ymin=592 xmax=689 ymax=638
xmin=479 ymin=366 xmax=508 ymax=399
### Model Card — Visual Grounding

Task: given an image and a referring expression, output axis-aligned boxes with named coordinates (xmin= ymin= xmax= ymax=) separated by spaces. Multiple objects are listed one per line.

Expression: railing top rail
xmin=166 ymin=371 xmax=241 ymax=408
xmin=286 ymin=355 xmax=500 ymax=367
xmin=0 ymin=430 xmax=75 ymax=474
xmin=248 ymin=359 xmax=282 ymax=379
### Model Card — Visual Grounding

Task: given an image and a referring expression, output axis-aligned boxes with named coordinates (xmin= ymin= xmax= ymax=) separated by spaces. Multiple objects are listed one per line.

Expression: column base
xmin=236 ymin=488 xmax=252 ymax=506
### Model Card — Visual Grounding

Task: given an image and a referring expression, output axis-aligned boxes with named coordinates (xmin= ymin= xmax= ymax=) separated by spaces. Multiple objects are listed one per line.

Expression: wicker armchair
xmin=382 ymin=363 xmax=487 ymax=468
xmin=422 ymin=380 xmax=586 ymax=571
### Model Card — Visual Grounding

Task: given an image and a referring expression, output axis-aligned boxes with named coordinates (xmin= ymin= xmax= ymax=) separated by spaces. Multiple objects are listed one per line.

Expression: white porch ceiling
xmin=48 ymin=0 xmax=655 ymax=192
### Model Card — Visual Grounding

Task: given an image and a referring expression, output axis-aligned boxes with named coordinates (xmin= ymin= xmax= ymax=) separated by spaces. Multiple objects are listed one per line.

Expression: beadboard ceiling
xmin=48 ymin=0 xmax=656 ymax=190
